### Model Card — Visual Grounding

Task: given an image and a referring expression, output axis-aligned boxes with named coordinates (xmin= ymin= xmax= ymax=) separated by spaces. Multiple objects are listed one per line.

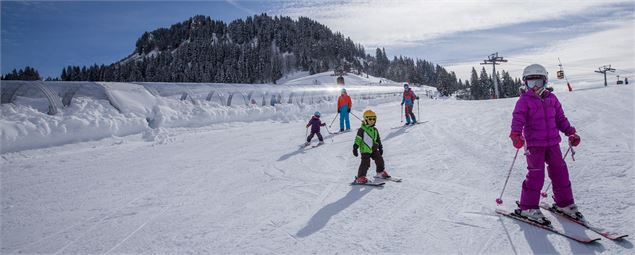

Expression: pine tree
xmin=479 ymin=67 xmax=492 ymax=99
xmin=469 ymin=67 xmax=480 ymax=100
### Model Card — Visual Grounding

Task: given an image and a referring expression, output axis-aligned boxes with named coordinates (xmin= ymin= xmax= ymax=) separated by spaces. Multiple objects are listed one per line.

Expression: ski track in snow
xmin=1 ymin=86 xmax=634 ymax=254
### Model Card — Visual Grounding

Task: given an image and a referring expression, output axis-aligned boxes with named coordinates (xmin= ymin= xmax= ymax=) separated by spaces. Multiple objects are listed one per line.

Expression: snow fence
xmin=1 ymin=81 xmax=406 ymax=153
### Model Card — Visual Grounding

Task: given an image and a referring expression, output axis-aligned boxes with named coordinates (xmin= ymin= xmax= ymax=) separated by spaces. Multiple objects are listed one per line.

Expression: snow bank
xmin=1 ymin=97 xmax=148 ymax=153
xmin=1 ymin=88 xmax=400 ymax=154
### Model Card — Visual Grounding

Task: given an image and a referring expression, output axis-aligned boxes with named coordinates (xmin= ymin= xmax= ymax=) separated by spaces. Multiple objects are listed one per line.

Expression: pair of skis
xmin=539 ymin=202 xmax=628 ymax=241
xmin=404 ymin=121 xmax=427 ymax=126
xmin=299 ymin=142 xmax=324 ymax=149
xmin=391 ymin=121 xmax=428 ymax=129
xmin=350 ymin=176 xmax=402 ymax=187
xmin=497 ymin=203 xmax=627 ymax=244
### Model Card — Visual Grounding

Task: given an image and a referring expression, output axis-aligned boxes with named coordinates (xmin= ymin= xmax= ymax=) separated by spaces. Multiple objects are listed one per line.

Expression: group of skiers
xmin=304 ymin=63 xmax=584 ymax=224
xmin=305 ymin=84 xmax=419 ymax=184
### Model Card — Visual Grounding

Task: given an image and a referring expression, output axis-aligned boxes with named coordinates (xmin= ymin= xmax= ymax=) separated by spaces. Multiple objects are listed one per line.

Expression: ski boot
xmin=375 ymin=170 xmax=391 ymax=179
xmin=552 ymin=203 xmax=585 ymax=222
xmin=318 ymin=141 xmax=325 ymax=145
xmin=304 ymin=141 xmax=311 ymax=147
xmin=354 ymin=176 xmax=368 ymax=184
xmin=514 ymin=208 xmax=551 ymax=226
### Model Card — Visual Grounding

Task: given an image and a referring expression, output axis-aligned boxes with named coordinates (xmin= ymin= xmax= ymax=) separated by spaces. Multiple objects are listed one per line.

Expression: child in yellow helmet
xmin=352 ymin=109 xmax=390 ymax=184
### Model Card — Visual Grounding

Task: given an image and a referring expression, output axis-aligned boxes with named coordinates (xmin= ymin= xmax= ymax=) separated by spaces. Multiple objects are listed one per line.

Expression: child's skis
xmin=496 ymin=208 xmax=601 ymax=244
xmin=540 ymin=202 xmax=628 ymax=241
xmin=374 ymin=176 xmax=402 ymax=182
xmin=350 ymin=180 xmax=385 ymax=187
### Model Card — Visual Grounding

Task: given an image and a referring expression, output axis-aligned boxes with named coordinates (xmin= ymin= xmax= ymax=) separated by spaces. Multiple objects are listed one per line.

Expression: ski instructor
xmin=337 ymin=88 xmax=352 ymax=132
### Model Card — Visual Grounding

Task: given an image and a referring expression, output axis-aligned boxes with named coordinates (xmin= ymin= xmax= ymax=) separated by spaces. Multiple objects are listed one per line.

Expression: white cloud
xmin=226 ymin=0 xmax=257 ymax=15
xmin=275 ymin=0 xmax=633 ymax=90
xmin=445 ymin=18 xmax=634 ymax=91
xmin=275 ymin=0 xmax=622 ymax=47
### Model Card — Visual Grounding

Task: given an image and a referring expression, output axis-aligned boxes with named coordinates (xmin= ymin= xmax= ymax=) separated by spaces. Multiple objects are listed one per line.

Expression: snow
xmin=1 ymin=72 xmax=413 ymax=153
xmin=280 ymin=71 xmax=395 ymax=86
xmin=1 ymin=84 xmax=633 ymax=254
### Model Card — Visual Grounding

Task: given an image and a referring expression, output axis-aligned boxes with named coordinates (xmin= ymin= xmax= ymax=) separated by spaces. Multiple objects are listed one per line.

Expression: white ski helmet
xmin=522 ymin=64 xmax=549 ymax=82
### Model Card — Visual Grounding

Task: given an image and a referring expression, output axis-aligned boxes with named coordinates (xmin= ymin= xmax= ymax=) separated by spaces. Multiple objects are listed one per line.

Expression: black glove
xmin=379 ymin=147 xmax=383 ymax=155
xmin=347 ymin=109 xmax=350 ymax=113
xmin=353 ymin=148 xmax=358 ymax=157
xmin=401 ymin=102 xmax=404 ymax=106
xmin=338 ymin=109 xmax=340 ymax=113
xmin=416 ymin=96 xmax=420 ymax=100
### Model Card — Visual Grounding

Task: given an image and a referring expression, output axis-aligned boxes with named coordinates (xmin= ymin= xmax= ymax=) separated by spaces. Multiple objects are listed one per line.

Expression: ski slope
xmin=1 ymin=85 xmax=633 ymax=254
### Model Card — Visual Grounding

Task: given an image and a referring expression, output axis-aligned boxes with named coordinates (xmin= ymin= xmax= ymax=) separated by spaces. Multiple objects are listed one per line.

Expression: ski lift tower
xmin=595 ymin=65 xmax=616 ymax=87
xmin=480 ymin=52 xmax=507 ymax=98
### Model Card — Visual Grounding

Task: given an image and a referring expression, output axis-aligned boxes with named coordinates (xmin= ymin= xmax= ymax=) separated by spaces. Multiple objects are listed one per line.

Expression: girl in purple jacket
xmin=305 ymin=111 xmax=326 ymax=146
xmin=510 ymin=64 xmax=582 ymax=225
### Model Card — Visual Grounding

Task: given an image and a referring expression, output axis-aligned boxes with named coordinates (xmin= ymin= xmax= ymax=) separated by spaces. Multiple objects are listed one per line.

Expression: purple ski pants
xmin=519 ymin=145 xmax=575 ymax=210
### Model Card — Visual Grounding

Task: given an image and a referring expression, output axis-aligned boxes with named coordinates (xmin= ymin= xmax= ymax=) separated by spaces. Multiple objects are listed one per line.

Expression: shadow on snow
xmin=295 ymin=186 xmax=377 ymax=237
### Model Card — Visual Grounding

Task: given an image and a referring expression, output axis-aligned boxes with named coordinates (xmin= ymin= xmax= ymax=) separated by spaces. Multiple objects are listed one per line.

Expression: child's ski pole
xmin=496 ymin=148 xmax=520 ymax=205
xmin=324 ymin=126 xmax=334 ymax=142
xmin=417 ymin=99 xmax=420 ymax=120
xmin=400 ymin=104 xmax=403 ymax=123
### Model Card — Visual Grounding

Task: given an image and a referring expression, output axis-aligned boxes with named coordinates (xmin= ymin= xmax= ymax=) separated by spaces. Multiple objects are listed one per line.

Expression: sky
xmin=2 ymin=0 xmax=634 ymax=89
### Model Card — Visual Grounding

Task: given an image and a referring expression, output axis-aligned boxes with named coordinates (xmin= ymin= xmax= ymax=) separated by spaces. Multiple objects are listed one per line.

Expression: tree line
xmin=1 ymin=66 xmax=41 ymax=81
xmin=3 ymin=14 xmax=525 ymax=99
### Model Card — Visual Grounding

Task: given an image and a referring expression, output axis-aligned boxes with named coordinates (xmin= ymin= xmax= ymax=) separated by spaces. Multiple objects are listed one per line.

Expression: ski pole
xmin=496 ymin=148 xmax=520 ymax=205
xmin=305 ymin=126 xmax=308 ymax=140
xmin=324 ymin=126 xmax=334 ymax=142
xmin=350 ymin=112 xmax=363 ymax=122
xmin=400 ymin=104 xmax=403 ymax=123
xmin=417 ymin=98 xmax=420 ymax=121
xmin=328 ymin=112 xmax=339 ymax=128
xmin=541 ymin=144 xmax=573 ymax=197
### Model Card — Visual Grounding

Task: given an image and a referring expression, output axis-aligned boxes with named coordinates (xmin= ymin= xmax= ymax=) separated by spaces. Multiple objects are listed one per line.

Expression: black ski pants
xmin=357 ymin=150 xmax=385 ymax=177
xmin=307 ymin=132 xmax=324 ymax=142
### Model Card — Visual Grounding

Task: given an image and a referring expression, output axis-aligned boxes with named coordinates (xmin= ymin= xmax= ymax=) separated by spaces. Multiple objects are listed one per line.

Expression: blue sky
xmin=1 ymin=1 xmax=274 ymax=78
xmin=2 ymin=0 xmax=633 ymax=86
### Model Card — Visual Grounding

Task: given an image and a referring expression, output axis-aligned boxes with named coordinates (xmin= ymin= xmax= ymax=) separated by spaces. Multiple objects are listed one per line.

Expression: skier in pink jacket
xmin=510 ymin=64 xmax=582 ymax=225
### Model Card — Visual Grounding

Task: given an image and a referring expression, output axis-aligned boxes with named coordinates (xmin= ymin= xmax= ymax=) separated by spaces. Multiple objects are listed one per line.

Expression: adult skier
xmin=401 ymin=83 xmax=419 ymax=125
xmin=510 ymin=64 xmax=582 ymax=224
xmin=337 ymin=88 xmax=352 ymax=132
xmin=352 ymin=109 xmax=391 ymax=184
xmin=305 ymin=111 xmax=326 ymax=146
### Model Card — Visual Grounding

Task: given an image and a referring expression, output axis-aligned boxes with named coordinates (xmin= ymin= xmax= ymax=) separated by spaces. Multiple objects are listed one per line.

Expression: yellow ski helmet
xmin=363 ymin=109 xmax=377 ymax=124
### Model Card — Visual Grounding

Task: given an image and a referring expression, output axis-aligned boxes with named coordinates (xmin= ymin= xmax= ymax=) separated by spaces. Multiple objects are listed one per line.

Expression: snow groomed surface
xmin=1 ymin=85 xmax=633 ymax=254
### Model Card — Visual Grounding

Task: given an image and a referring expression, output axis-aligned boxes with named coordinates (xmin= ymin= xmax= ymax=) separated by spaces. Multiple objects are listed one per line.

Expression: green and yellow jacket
xmin=353 ymin=123 xmax=383 ymax=154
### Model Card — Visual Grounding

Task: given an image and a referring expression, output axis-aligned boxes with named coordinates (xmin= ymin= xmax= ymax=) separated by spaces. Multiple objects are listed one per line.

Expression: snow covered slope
xmin=1 ymin=86 xmax=633 ymax=254
xmin=280 ymin=71 xmax=393 ymax=86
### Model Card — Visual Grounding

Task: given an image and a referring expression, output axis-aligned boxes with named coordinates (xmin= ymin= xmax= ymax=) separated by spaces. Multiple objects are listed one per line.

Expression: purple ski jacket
xmin=511 ymin=90 xmax=576 ymax=148
xmin=307 ymin=116 xmax=326 ymax=133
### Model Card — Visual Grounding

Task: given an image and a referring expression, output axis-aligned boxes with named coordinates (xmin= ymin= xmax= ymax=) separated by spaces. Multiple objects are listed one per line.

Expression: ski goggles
xmin=526 ymin=79 xmax=545 ymax=88
xmin=365 ymin=117 xmax=377 ymax=121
